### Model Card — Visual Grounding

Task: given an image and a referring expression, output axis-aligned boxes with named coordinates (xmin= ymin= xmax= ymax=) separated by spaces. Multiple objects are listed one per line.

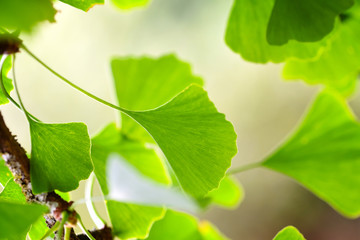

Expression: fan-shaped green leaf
xmin=59 ymin=0 xmax=104 ymax=11
xmin=263 ymin=91 xmax=360 ymax=217
xmin=122 ymin=85 xmax=237 ymax=198
xmin=225 ymin=0 xmax=333 ymax=63
xmin=29 ymin=218 xmax=51 ymax=240
xmin=111 ymin=55 xmax=203 ymax=142
xmin=29 ymin=120 xmax=93 ymax=194
xmin=199 ymin=221 xmax=229 ymax=240
xmin=0 ymin=201 xmax=48 ymax=239
xmin=283 ymin=10 xmax=360 ymax=95
xmin=91 ymin=123 xmax=169 ymax=239
xmin=273 ymin=226 xmax=305 ymax=240
xmin=0 ymin=0 xmax=56 ymax=31
xmin=267 ymin=0 xmax=353 ymax=45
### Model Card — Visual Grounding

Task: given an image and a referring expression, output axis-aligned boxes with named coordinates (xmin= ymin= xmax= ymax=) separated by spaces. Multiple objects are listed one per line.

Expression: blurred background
xmin=2 ymin=0 xmax=360 ymax=239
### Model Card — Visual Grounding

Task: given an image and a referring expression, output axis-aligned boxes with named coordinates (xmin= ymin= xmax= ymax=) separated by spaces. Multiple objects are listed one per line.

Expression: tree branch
xmin=0 ymin=111 xmax=112 ymax=239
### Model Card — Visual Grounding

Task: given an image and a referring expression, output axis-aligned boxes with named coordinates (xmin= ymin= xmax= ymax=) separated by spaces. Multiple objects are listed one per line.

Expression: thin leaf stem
xmin=57 ymin=211 xmax=69 ymax=240
xmin=39 ymin=221 xmax=60 ymax=240
xmin=64 ymin=226 xmax=71 ymax=240
xmin=77 ymin=213 xmax=96 ymax=240
xmin=0 ymin=55 xmax=40 ymax=121
xmin=20 ymin=44 xmax=127 ymax=112
xmin=85 ymin=172 xmax=106 ymax=229
xmin=227 ymin=161 xmax=263 ymax=175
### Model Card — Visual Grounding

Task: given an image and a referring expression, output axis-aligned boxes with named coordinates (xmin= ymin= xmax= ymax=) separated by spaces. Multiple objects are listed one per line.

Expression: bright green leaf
xmin=200 ymin=177 xmax=243 ymax=209
xmin=0 ymin=0 xmax=56 ymax=31
xmin=91 ymin=123 xmax=169 ymax=239
xmin=0 ymin=178 xmax=26 ymax=203
xmin=29 ymin=217 xmax=52 ymax=240
xmin=0 ymin=201 xmax=48 ymax=239
xmin=198 ymin=221 xmax=229 ymax=240
xmin=123 ymin=85 xmax=237 ymax=198
xmin=267 ymin=0 xmax=353 ymax=45
xmin=59 ymin=0 xmax=104 ymax=11
xmin=273 ymin=226 xmax=305 ymax=240
xmin=283 ymin=12 xmax=360 ymax=96
xmin=263 ymin=91 xmax=360 ymax=217
xmin=225 ymin=0 xmax=331 ymax=63
xmin=111 ymin=0 xmax=149 ymax=10
xmin=111 ymin=55 xmax=203 ymax=142
xmin=145 ymin=210 xmax=202 ymax=240
xmin=29 ymin=120 xmax=93 ymax=194
xmin=0 ymin=55 xmax=14 ymax=106
xmin=107 ymin=201 xmax=165 ymax=239
xmin=0 ymin=159 xmax=12 ymax=187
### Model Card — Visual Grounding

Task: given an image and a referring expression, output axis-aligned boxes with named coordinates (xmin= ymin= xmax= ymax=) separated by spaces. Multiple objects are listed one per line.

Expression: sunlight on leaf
xmin=0 ymin=55 xmax=14 ymax=105
xmin=0 ymin=201 xmax=48 ymax=239
xmin=91 ymin=123 xmax=169 ymax=239
xmin=0 ymin=158 xmax=12 ymax=187
xmin=225 ymin=0 xmax=331 ymax=63
xmin=273 ymin=226 xmax=305 ymax=240
xmin=107 ymin=154 xmax=199 ymax=212
xmin=0 ymin=0 xmax=56 ymax=31
xmin=111 ymin=0 xmax=149 ymax=10
xmin=267 ymin=0 xmax=353 ymax=45
xmin=145 ymin=210 xmax=228 ymax=240
xmin=59 ymin=0 xmax=104 ymax=11
xmin=0 ymin=178 xmax=26 ymax=203
xmin=263 ymin=91 xmax=360 ymax=218
xmin=29 ymin=217 xmax=52 ymax=240
xmin=123 ymin=85 xmax=237 ymax=198
xmin=112 ymin=54 xmax=203 ymax=142
xmin=29 ymin=120 xmax=93 ymax=194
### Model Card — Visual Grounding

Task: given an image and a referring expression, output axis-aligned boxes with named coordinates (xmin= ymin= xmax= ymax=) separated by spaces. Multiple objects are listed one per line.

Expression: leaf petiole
xmin=77 ymin=213 xmax=96 ymax=240
xmin=39 ymin=221 xmax=60 ymax=240
xmin=227 ymin=161 xmax=263 ymax=175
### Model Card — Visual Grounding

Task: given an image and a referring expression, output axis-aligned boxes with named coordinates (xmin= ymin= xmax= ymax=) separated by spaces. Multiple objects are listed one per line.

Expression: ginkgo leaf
xmin=59 ymin=0 xmax=104 ymax=11
xmin=0 ymin=178 xmax=26 ymax=203
xmin=122 ymin=85 xmax=237 ymax=198
xmin=29 ymin=119 xmax=93 ymax=194
xmin=0 ymin=201 xmax=48 ymax=239
xmin=0 ymin=55 xmax=14 ymax=105
xmin=225 ymin=0 xmax=331 ymax=63
xmin=111 ymin=0 xmax=149 ymax=10
xmin=107 ymin=154 xmax=198 ymax=212
xmin=91 ymin=123 xmax=169 ymax=239
xmin=263 ymin=91 xmax=360 ymax=217
xmin=145 ymin=210 xmax=228 ymax=240
xmin=267 ymin=0 xmax=354 ymax=45
xmin=111 ymin=55 xmax=203 ymax=142
xmin=283 ymin=8 xmax=360 ymax=95
xmin=28 ymin=218 xmax=52 ymax=240
xmin=273 ymin=226 xmax=305 ymax=240
xmin=0 ymin=0 xmax=56 ymax=31
xmin=200 ymin=176 xmax=243 ymax=209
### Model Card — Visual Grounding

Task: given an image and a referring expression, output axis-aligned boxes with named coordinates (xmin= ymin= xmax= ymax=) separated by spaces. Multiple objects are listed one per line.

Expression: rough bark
xmin=0 ymin=112 xmax=113 ymax=240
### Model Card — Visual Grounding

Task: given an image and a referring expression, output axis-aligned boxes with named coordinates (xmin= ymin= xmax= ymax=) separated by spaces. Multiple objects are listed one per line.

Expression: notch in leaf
xmin=262 ymin=90 xmax=360 ymax=218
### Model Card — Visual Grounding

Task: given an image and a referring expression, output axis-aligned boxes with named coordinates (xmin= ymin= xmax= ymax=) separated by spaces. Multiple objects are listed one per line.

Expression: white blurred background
xmin=3 ymin=0 xmax=360 ymax=239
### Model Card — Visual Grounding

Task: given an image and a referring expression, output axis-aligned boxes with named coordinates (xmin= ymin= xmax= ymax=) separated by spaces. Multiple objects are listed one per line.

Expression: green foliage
xmin=122 ymin=85 xmax=237 ymax=198
xmin=0 ymin=201 xmax=48 ymax=239
xmin=29 ymin=120 xmax=93 ymax=194
xmin=225 ymin=0 xmax=330 ymax=63
xmin=0 ymin=159 xmax=12 ymax=186
xmin=263 ymin=91 xmax=360 ymax=217
xmin=0 ymin=0 xmax=56 ymax=31
xmin=91 ymin=123 xmax=169 ymax=239
xmin=0 ymin=55 xmax=14 ymax=105
xmin=111 ymin=55 xmax=203 ymax=142
xmin=59 ymin=0 xmax=104 ymax=11
xmin=267 ymin=0 xmax=353 ymax=45
xmin=0 ymin=178 xmax=26 ymax=203
xmin=273 ymin=226 xmax=305 ymax=240
xmin=111 ymin=0 xmax=149 ymax=9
